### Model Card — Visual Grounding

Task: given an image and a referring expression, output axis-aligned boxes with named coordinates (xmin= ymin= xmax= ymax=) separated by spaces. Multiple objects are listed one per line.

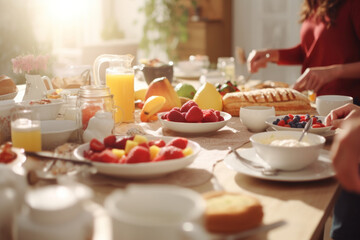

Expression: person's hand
xmin=325 ymin=103 xmax=360 ymax=128
xmin=293 ymin=66 xmax=339 ymax=92
xmin=247 ymin=50 xmax=278 ymax=73
xmin=331 ymin=117 xmax=360 ymax=193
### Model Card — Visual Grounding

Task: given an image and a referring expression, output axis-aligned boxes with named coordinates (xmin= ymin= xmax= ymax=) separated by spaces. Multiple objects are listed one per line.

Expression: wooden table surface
xmin=16 ymin=81 xmax=340 ymax=240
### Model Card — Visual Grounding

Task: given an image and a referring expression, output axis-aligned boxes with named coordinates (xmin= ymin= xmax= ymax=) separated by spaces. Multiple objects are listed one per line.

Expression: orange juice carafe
xmin=93 ymin=54 xmax=135 ymax=123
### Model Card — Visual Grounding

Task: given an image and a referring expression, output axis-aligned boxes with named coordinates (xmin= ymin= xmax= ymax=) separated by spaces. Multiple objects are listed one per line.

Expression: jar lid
xmin=78 ymin=85 xmax=112 ymax=98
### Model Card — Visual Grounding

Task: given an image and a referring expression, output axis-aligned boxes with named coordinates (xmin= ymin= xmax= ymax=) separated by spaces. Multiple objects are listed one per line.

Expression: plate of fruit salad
xmin=73 ymin=134 xmax=201 ymax=179
xmin=158 ymin=100 xmax=231 ymax=134
xmin=265 ymin=114 xmax=332 ymax=134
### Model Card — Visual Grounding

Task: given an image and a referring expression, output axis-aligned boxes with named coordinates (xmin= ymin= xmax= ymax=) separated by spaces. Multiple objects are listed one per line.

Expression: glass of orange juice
xmin=106 ymin=70 xmax=134 ymax=123
xmin=11 ymin=109 xmax=42 ymax=152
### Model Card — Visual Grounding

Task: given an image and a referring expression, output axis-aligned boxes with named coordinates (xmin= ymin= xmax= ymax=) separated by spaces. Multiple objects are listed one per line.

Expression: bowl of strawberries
xmin=73 ymin=134 xmax=201 ymax=179
xmin=158 ymin=100 xmax=231 ymax=134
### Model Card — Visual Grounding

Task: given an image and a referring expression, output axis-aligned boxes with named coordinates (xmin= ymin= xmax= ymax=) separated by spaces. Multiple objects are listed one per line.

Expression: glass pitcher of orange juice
xmin=93 ymin=54 xmax=134 ymax=123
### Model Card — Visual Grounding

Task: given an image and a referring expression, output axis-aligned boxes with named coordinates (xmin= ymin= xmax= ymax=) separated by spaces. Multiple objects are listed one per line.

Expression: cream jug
xmin=93 ymin=54 xmax=134 ymax=123
xmin=23 ymin=74 xmax=53 ymax=101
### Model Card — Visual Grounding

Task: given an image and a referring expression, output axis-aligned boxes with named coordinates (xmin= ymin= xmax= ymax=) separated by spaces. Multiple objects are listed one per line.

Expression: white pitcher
xmin=22 ymin=74 xmax=53 ymax=101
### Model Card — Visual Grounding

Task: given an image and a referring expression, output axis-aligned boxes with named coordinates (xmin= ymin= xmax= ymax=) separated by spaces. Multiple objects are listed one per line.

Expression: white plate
xmin=265 ymin=115 xmax=332 ymax=134
xmin=73 ymin=136 xmax=201 ymax=179
xmin=158 ymin=111 xmax=231 ymax=134
xmin=224 ymin=148 xmax=335 ymax=182
xmin=0 ymin=89 xmax=18 ymax=100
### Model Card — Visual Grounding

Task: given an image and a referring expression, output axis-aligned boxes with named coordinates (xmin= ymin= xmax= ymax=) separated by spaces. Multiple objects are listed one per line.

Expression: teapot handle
xmin=92 ymin=54 xmax=117 ymax=86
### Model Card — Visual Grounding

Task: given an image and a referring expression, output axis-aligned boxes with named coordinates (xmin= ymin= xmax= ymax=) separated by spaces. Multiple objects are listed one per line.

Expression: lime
xmin=174 ymin=83 xmax=196 ymax=99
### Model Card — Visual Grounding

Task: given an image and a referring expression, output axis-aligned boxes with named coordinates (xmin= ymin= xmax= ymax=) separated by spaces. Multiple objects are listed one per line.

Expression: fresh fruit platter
xmin=265 ymin=114 xmax=332 ymax=134
xmin=83 ymin=135 xmax=193 ymax=164
xmin=73 ymin=135 xmax=201 ymax=179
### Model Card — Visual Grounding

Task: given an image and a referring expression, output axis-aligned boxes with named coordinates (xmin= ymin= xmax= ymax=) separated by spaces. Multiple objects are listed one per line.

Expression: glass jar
xmin=76 ymin=85 xmax=116 ymax=142
xmin=217 ymin=57 xmax=235 ymax=82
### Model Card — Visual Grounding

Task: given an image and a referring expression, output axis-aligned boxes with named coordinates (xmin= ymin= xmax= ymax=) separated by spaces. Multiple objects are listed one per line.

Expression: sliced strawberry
xmin=202 ymin=110 xmax=218 ymax=122
xmin=171 ymin=107 xmax=181 ymax=112
xmin=114 ymin=136 xmax=134 ymax=149
xmin=126 ymin=146 xmax=151 ymax=164
xmin=185 ymin=106 xmax=203 ymax=122
xmin=168 ymin=109 xmax=186 ymax=122
xmin=139 ymin=142 xmax=149 ymax=149
xmin=148 ymin=139 xmax=166 ymax=148
xmin=103 ymin=135 xmax=116 ymax=148
xmin=180 ymin=100 xmax=198 ymax=112
xmin=161 ymin=112 xmax=169 ymax=119
xmin=167 ymin=137 xmax=188 ymax=149
xmin=154 ymin=146 xmax=185 ymax=161
xmin=97 ymin=149 xmax=119 ymax=163
xmin=89 ymin=138 xmax=105 ymax=152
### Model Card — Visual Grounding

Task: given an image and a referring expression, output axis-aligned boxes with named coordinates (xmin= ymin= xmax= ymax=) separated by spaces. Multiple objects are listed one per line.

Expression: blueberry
xmin=283 ymin=116 xmax=289 ymax=121
xmin=318 ymin=119 xmax=322 ymax=124
xmin=296 ymin=124 xmax=303 ymax=128
xmin=272 ymin=120 xmax=278 ymax=125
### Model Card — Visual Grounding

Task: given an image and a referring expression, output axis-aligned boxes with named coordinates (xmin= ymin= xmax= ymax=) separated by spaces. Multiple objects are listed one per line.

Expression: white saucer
xmin=224 ymin=148 xmax=335 ymax=182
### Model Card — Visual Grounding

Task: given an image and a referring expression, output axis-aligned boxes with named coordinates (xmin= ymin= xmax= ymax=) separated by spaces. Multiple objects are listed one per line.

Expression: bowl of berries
xmin=73 ymin=134 xmax=201 ymax=179
xmin=265 ymin=114 xmax=332 ymax=134
xmin=158 ymin=100 xmax=231 ymax=134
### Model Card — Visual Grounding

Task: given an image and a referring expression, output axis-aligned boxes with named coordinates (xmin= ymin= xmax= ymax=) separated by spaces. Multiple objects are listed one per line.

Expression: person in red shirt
xmin=248 ymin=0 xmax=360 ymax=239
xmin=247 ymin=0 xmax=360 ymax=104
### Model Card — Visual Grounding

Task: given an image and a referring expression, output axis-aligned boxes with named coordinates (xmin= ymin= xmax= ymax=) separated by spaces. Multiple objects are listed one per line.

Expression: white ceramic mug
xmin=240 ymin=106 xmax=275 ymax=132
xmin=316 ymin=95 xmax=353 ymax=116
xmin=105 ymin=184 xmax=207 ymax=240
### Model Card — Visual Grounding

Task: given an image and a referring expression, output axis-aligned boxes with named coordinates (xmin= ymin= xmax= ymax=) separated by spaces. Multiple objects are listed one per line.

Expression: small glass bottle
xmin=76 ymin=85 xmax=116 ymax=142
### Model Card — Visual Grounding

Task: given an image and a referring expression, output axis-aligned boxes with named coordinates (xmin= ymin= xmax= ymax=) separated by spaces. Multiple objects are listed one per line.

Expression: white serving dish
xmin=73 ymin=136 xmax=201 ymax=179
xmin=250 ymin=131 xmax=326 ymax=171
xmin=18 ymin=99 xmax=64 ymax=120
xmin=158 ymin=111 xmax=231 ymax=134
xmin=41 ymin=120 xmax=78 ymax=150
xmin=265 ymin=115 xmax=332 ymax=134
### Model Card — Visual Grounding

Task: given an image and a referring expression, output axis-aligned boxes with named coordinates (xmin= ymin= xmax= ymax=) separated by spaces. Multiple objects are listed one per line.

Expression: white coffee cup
xmin=316 ymin=95 xmax=353 ymax=116
xmin=240 ymin=106 xmax=275 ymax=132
xmin=105 ymin=184 xmax=207 ymax=240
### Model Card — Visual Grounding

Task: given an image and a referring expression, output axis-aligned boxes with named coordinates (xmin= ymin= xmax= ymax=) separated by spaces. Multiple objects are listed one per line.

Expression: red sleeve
xmin=277 ymin=44 xmax=304 ymax=65
xmin=350 ymin=0 xmax=360 ymax=41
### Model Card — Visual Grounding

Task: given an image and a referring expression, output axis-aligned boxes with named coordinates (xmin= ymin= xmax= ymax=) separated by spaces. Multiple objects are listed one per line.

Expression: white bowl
xmin=18 ymin=99 xmax=64 ymax=120
xmin=240 ymin=106 xmax=275 ymax=132
xmin=316 ymin=95 xmax=353 ymax=116
xmin=158 ymin=111 xmax=231 ymax=134
xmin=0 ymin=100 xmax=16 ymax=144
xmin=177 ymin=61 xmax=202 ymax=75
xmin=73 ymin=136 xmax=201 ymax=179
xmin=41 ymin=120 xmax=78 ymax=150
xmin=250 ymin=131 xmax=325 ymax=171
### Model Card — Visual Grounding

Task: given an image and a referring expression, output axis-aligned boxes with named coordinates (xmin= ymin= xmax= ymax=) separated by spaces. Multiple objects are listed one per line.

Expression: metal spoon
xmin=298 ymin=118 xmax=313 ymax=142
xmin=228 ymin=147 xmax=278 ymax=176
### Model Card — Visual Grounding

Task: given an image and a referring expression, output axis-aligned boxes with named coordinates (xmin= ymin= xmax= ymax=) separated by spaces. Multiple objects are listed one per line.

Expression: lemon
xmin=193 ymin=82 xmax=223 ymax=111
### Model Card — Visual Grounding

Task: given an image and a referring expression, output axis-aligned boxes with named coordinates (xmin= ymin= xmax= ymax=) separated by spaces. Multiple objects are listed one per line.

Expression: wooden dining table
xmin=15 ymin=81 xmax=340 ymax=240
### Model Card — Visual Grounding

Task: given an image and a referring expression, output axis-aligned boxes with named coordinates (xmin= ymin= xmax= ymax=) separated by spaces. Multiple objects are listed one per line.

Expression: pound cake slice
xmin=223 ymin=88 xmax=311 ymax=116
xmin=203 ymin=191 xmax=264 ymax=234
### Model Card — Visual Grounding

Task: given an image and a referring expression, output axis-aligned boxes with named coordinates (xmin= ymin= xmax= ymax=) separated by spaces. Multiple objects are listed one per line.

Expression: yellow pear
xmin=145 ymin=77 xmax=181 ymax=111
xmin=193 ymin=82 xmax=223 ymax=111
